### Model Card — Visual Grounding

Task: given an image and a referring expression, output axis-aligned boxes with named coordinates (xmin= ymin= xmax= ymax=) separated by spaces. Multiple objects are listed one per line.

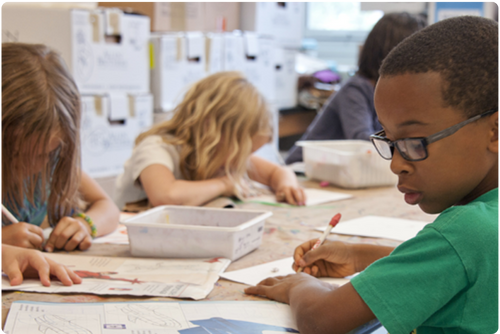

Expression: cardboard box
xmin=222 ymin=31 xmax=276 ymax=103
xmin=150 ymin=32 xmax=207 ymax=111
xmin=2 ymin=6 xmax=150 ymax=94
xmin=240 ymin=2 xmax=305 ymax=49
xmin=98 ymin=2 xmax=240 ymax=32
xmin=80 ymin=94 xmax=153 ymax=178
xmin=274 ymin=48 xmax=298 ymax=109
xmin=206 ymin=33 xmax=224 ymax=74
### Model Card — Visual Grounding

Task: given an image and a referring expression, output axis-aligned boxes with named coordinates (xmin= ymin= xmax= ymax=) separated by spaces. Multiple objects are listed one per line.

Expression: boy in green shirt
xmin=245 ymin=16 xmax=498 ymax=334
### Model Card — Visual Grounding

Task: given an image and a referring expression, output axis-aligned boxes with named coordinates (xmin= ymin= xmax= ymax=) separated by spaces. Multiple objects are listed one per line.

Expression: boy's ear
xmin=487 ymin=111 xmax=498 ymax=154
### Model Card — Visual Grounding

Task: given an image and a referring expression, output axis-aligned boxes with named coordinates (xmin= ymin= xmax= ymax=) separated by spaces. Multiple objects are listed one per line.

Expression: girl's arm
xmin=78 ymin=171 xmax=120 ymax=237
xmin=140 ymin=164 xmax=234 ymax=206
xmin=44 ymin=171 xmax=120 ymax=252
xmin=247 ymin=155 xmax=306 ymax=205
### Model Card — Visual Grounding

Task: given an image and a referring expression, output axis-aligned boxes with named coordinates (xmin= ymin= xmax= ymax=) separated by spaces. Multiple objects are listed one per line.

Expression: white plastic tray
xmin=122 ymin=206 xmax=272 ymax=261
xmin=298 ymin=140 xmax=397 ymax=189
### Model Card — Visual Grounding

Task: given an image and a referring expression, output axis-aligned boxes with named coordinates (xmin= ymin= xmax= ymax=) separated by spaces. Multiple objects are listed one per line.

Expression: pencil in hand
xmin=297 ymin=213 xmax=342 ymax=273
xmin=2 ymin=204 xmax=19 ymax=224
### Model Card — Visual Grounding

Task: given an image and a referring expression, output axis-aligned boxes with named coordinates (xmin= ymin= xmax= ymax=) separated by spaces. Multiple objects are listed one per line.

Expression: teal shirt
xmin=3 ymin=179 xmax=47 ymax=227
xmin=351 ymin=188 xmax=498 ymax=334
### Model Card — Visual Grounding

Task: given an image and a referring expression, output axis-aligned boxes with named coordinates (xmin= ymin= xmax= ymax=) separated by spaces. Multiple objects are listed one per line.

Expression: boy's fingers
xmin=300 ymin=246 xmax=331 ymax=267
xmin=244 ymin=284 xmax=268 ymax=296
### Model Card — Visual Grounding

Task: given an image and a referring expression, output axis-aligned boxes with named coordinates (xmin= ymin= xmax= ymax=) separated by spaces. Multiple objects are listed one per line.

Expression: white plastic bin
xmin=298 ymin=140 xmax=397 ymax=189
xmin=122 ymin=206 xmax=272 ymax=261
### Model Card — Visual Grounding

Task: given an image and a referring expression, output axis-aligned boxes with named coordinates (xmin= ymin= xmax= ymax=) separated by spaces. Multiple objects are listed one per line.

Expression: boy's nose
xmin=390 ymin=149 xmax=413 ymax=176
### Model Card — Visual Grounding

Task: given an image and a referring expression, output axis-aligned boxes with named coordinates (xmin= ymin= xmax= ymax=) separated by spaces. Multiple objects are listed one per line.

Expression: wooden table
xmin=2 ymin=179 xmax=437 ymax=328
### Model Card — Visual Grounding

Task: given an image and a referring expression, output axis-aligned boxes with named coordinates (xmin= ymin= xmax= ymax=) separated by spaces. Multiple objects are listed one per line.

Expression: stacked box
xmin=3 ymin=5 xmax=153 ymax=178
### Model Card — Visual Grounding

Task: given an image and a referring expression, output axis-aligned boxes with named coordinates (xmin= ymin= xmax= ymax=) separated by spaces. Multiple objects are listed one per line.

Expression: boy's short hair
xmin=380 ymin=16 xmax=498 ymax=117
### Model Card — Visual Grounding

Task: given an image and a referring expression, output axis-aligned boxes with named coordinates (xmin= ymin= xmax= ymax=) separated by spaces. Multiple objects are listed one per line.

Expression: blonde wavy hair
xmin=2 ymin=43 xmax=81 ymax=226
xmin=136 ymin=71 xmax=272 ymax=190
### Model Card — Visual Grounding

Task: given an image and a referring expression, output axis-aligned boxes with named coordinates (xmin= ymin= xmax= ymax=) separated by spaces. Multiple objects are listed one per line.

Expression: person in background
xmin=247 ymin=16 xmax=497 ymax=334
xmin=115 ymin=72 xmax=305 ymax=209
xmin=2 ymin=43 xmax=120 ymax=252
xmin=286 ymin=12 xmax=427 ymax=164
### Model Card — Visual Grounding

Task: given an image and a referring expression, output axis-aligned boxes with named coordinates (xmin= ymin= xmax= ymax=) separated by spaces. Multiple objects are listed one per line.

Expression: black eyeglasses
xmin=370 ymin=109 xmax=497 ymax=161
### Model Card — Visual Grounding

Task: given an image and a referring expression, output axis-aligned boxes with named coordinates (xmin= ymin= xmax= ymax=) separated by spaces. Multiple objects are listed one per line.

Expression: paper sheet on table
xmin=316 ymin=215 xmax=431 ymax=241
xmin=220 ymin=257 xmax=354 ymax=287
xmin=4 ymin=300 xmax=300 ymax=334
xmin=2 ymin=253 xmax=230 ymax=300
xmin=248 ymin=188 xmax=352 ymax=206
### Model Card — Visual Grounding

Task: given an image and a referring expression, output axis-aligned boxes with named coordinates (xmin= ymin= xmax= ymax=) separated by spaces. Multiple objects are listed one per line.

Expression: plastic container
xmin=122 ymin=206 xmax=272 ymax=261
xmin=297 ymin=140 xmax=397 ymax=189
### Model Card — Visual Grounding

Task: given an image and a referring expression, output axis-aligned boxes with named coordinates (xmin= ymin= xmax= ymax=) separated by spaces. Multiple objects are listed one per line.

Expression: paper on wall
xmin=316 ymin=215 xmax=431 ymax=241
xmin=2 ymin=253 xmax=230 ymax=300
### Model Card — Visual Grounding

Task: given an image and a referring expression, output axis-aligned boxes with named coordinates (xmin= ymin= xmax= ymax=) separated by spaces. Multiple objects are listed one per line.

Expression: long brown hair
xmin=357 ymin=12 xmax=427 ymax=81
xmin=2 ymin=43 xmax=81 ymax=225
xmin=136 ymin=71 xmax=272 ymax=191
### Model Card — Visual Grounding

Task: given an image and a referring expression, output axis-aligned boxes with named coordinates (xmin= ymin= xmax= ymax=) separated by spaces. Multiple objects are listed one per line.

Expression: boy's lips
xmin=398 ymin=186 xmax=423 ymax=205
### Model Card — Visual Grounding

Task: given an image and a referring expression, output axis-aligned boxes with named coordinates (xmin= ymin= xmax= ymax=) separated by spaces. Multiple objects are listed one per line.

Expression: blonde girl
xmin=115 ymin=71 xmax=305 ymax=208
xmin=2 ymin=43 xmax=120 ymax=252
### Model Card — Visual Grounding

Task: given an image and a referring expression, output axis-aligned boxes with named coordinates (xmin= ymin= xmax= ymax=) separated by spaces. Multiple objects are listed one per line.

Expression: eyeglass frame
xmin=370 ymin=109 xmax=498 ymax=162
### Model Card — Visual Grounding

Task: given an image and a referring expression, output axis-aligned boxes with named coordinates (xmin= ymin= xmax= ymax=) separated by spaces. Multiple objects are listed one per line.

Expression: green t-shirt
xmin=351 ymin=188 xmax=498 ymax=334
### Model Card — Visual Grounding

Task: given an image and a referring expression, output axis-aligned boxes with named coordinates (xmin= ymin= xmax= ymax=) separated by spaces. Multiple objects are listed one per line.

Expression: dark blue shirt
xmin=286 ymin=75 xmax=380 ymax=164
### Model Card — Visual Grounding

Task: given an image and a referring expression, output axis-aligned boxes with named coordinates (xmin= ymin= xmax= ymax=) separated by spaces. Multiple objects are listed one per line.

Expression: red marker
xmin=297 ymin=213 xmax=342 ymax=273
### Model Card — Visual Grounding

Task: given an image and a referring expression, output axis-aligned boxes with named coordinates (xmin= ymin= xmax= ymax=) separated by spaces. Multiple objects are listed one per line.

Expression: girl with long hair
xmin=115 ymin=71 xmax=305 ymax=208
xmin=2 ymin=43 xmax=120 ymax=252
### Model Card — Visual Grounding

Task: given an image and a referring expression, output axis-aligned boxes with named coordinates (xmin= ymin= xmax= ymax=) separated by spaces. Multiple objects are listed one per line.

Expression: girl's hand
xmin=2 ymin=244 xmax=82 ymax=287
xmin=44 ymin=216 xmax=92 ymax=252
xmin=293 ymin=240 xmax=358 ymax=278
xmin=244 ymin=273 xmax=332 ymax=304
xmin=218 ymin=175 xmax=236 ymax=197
xmin=2 ymin=223 xmax=44 ymax=249
xmin=275 ymin=185 xmax=306 ymax=206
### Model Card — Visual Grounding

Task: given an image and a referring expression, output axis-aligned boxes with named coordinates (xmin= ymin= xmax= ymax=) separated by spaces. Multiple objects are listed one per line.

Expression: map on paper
xmin=3 ymin=300 xmax=299 ymax=334
xmin=1 ymin=253 xmax=230 ymax=300
xmin=248 ymin=188 xmax=353 ymax=206
xmin=220 ymin=257 xmax=354 ymax=287
xmin=316 ymin=215 xmax=431 ymax=241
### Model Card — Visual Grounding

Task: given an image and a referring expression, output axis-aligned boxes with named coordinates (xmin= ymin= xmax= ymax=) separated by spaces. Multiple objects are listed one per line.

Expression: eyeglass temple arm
xmin=426 ymin=110 xmax=496 ymax=145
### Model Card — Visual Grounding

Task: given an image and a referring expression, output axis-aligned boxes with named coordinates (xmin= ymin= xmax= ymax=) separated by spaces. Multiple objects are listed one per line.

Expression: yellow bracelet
xmin=73 ymin=212 xmax=97 ymax=239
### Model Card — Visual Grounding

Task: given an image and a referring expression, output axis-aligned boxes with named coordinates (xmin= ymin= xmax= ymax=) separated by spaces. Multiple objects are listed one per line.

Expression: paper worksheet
xmin=2 ymin=253 xmax=230 ymax=300
xmin=316 ymin=215 xmax=431 ymax=241
xmin=248 ymin=188 xmax=353 ymax=206
xmin=3 ymin=300 xmax=300 ymax=334
xmin=220 ymin=257 xmax=354 ymax=287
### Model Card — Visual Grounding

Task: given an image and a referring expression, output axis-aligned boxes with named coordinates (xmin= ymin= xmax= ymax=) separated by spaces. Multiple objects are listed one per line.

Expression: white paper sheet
xmin=2 ymin=253 xmax=230 ymax=300
xmin=4 ymin=300 xmax=299 ymax=334
xmin=248 ymin=188 xmax=353 ymax=206
xmin=220 ymin=257 xmax=353 ymax=287
xmin=317 ymin=215 xmax=431 ymax=241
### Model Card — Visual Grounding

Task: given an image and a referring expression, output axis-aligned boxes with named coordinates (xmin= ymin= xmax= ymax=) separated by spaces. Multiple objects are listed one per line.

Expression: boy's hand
xmin=275 ymin=185 xmax=306 ymax=206
xmin=293 ymin=240 xmax=358 ymax=278
xmin=44 ymin=216 xmax=92 ymax=252
xmin=2 ymin=223 xmax=44 ymax=249
xmin=2 ymin=244 xmax=82 ymax=287
xmin=244 ymin=273 xmax=322 ymax=304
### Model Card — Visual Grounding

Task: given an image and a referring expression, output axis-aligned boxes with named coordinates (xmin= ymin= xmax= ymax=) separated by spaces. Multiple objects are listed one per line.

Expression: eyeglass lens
xmin=372 ymin=138 xmax=427 ymax=161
